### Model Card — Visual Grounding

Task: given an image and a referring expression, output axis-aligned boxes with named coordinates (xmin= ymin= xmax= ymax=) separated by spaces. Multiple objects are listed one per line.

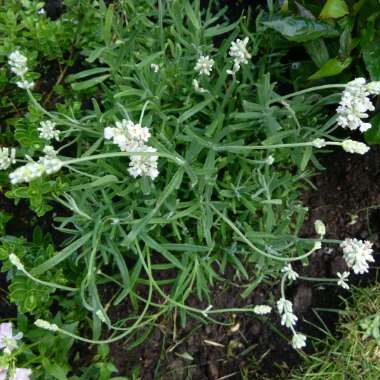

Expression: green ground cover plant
xmin=0 ymin=0 xmax=379 ymax=378
xmin=290 ymin=284 xmax=380 ymax=380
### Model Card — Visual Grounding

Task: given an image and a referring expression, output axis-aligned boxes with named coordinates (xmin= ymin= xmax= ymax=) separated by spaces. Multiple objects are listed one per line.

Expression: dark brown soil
xmin=105 ymin=146 xmax=380 ymax=379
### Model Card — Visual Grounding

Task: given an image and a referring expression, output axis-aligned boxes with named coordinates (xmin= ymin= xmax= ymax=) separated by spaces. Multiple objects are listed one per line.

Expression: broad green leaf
xmin=9 ymin=275 xmax=52 ymax=313
xmin=320 ymin=0 xmax=349 ymax=19
xmin=42 ymin=360 xmax=68 ymax=380
xmin=263 ymin=17 xmax=339 ymax=42
xmin=363 ymin=40 xmax=380 ymax=80
xmin=365 ymin=113 xmax=380 ymax=144
xmin=14 ymin=121 xmax=42 ymax=149
xmin=308 ymin=57 xmax=352 ymax=80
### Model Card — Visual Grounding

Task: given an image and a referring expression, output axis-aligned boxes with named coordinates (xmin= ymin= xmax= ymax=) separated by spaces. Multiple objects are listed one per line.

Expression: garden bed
xmin=1 ymin=1 xmax=380 ymax=379
xmin=101 ymin=146 xmax=380 ymax=379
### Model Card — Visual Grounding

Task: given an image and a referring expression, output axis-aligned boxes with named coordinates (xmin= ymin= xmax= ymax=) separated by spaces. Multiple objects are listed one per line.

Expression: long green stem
xmin=216 ymin=141 xmax=341 ymax=153
xmin=210 ymin=203 xmax=321 ymax=262
xmin=271 ymin=84 xmax=346 ymax=104
xmin=20 ymin=267 xmax=78 ymax=292
xmin=64 ymin=151 xmax=185 ymax=166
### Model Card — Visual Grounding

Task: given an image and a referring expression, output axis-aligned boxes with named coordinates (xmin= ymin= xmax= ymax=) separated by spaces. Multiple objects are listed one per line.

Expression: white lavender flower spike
xmin=0 ymin=148 xmax=16 ymax=170
xmin=34 ymin=319 xmax=59 ymax=332
xmin=194 ymin=55 xmax=214 ymax=76
xmin=341 ymin=139 xmax=370 ymax=155
xmin=281 ymin=264 xmax=299 ymax=282
xmin=337 ymin=271 xmax=350 ymax=290
xmin=104 ymin=119 xmax=159 ymax=180
xmin=38 ymin=121 xmax=60 ymax=141
xmin=292 ymin=333 xmax=307 ymax=349
xmin=192 ymin=79 xmax=207 ymax=94
xmin=228 ymin=37 xmax=251 ymax=74
xmin=8 ymin=50 xmax=28 ymax=77
xmin=340 ymin=238 xmax=374 ymax=274
xmin=337 ymin=78 xmax=375 ymax=132
xmin=277 ymin=298 xmax=298 ymax=328
xmin=253 ymin=305 xmax=272 ymax=315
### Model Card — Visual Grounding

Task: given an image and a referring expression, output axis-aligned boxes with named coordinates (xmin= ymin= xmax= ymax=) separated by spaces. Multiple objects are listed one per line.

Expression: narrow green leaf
xmin=179 ymin=98 xmax=213 ymax=123
xmin=71 ymin=75 xmax=110 ymax=91
xmin=122 ymin=168 xmax=184 ymax=245
xmin=141 ymin=234 xmax=184 ymax=269
xmin=31 ymin=233 xmax=92 ymax=276
xmin=69 ymin=175 xmax=119 ymax=191
xmin=103 ymin=4 xmax=114 ymax=45
xmin=67 ymin=67 xmax=110 ymax=82
xmin=185 ymin=0 xmax=200 ymax=30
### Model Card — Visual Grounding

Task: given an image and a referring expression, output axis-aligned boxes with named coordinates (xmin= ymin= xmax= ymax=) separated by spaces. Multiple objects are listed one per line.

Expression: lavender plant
xmin=0 ymin=0 xmax=378 ymax=355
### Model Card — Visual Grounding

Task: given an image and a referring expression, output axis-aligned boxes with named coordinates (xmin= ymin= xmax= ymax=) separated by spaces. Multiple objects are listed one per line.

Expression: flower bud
xmin=314 ymin=220 xmax=326 ymax=236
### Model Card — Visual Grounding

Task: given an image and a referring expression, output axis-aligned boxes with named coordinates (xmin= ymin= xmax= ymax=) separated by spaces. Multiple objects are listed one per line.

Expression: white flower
xmin=192 ymin=79 xmax=207 ymax=94
xmin=291 ymin=333 xmax=307 ymax=349
xmin=9 ymin=253 xmax=24 ymax=271
xmin=105 ymin=119 xmax=159 ymax=180
xmin=38 ymin=121 xmax=60 ymax=141
xmin=253 ymin=305 xmax=272 ymax=315
xmin=9 ymin=152 xmax=62 ymax=184
xmin=266 ymin=155 xmax=274 ymax=165
xmin=342 ymin=139 xmax=370 ymax=155
xmin=228 ymin=37 xmax=251 ymax=74
xmin=337 ymin=271 xmax=350 ymax=290
xmin=277 ymin=298 xmax=298 ymax=328
xmin=0 ymin=368 xmax=32 ymax=380
xmin=201 ymin=305 xmax=213 ymax=317
xmin=0 ymin=148 xmax=16 ymax=170
xmin=281 ymin=264 xmax=299 ymax=281
xmin=38 ymin=8 xmax=46 ymax=15
xmin=128 ymin=146 xmax=159 ymax=180
xmin=39 ymin=157 xmax=62 ymax=175
xmin=42 ymin=145 xmax=57 ymax=157
xmin=104 ymin=119 xmax=151 ymax=152
xmin=367 ymin=81 xmax=380 ymax=95
xmin=16 ymin=80 xmax=34 ymax=89
xmin=337 ymin=78 xmax=374 ymax=132
xmin=9 ymin=162 xmax=44 ymax=184
xmin=314 ymin=220 xmax=326 ymax=236
xmin=281 ymin=310 xmax=298 ymax=328
xmin=150 ymin=63 xmax=160 ymax=73
xmin=34 ymin=319 xmax=59 ymax=332
xmin=8 ymin=50 xmax=28 ymax=77
xmin=0 ymin=323 xmax=23 ymax=354
xmin=194 ymin=55 xmax=214 ymax=76
xmin=312 ymin=138 xmax=327 ymax=148
xmin=341 ymin=238 xmax=374 ymax=274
